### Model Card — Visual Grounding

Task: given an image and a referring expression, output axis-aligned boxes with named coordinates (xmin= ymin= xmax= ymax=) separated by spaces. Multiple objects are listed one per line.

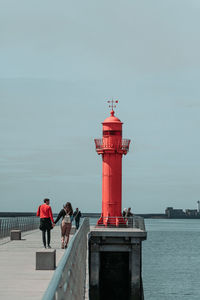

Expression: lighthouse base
xmin=89 ymin=221 xmax=147 ymax=300
xmin=97 ymin=215 xmax=127 ymax=227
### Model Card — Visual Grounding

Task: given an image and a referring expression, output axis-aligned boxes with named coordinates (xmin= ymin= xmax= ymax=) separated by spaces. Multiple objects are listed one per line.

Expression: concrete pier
xmin=0 ymin=218 xmax=146 ymax=300
xmin=0 ymin=226 xmax=71 ymax=300
xmin=89 ymin=224 xmax=147 ymax=300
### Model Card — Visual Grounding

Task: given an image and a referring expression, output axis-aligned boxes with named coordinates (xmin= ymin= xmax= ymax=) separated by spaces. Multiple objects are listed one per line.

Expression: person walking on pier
xmin=73 ymin=207 xmax=81 ymax=229
xmin=54 ymin=202 xmax=73 ymax=249
xmin=36 ymin=198 xmax=55 ymax=248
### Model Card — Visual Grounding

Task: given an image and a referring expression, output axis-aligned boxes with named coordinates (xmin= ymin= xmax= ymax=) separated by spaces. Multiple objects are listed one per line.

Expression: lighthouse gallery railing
xmin=94 ymin=138 xmax=130 ymax=152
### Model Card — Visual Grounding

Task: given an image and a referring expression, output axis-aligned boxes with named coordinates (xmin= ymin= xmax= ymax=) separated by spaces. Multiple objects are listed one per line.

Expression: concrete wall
xmin=89 ymin=226 xmax=146 ymax=300
xmin=42 ymin=218 xmax=90 ymax=300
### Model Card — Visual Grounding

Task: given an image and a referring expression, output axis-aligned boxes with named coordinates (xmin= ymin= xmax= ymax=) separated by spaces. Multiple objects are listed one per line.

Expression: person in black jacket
xmin=73 ymin=208 xmax=82 ymax=229
xmin=54 ymin=202 xmax=73 ymax=249
xmin=125 ymin=207 xmax=134 ymax=227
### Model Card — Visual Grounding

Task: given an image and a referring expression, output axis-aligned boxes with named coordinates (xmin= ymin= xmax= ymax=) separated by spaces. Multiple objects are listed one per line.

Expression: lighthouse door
xmin=99 ymin=252 xmax=130 ymax=300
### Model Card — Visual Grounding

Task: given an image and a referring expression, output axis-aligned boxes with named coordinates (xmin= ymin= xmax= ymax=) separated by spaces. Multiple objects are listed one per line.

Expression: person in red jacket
xmin=36 ymin=198 xmax=55 ymax=248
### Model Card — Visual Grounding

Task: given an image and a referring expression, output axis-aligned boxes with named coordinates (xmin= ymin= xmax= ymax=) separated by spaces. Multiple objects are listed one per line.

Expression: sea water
xmin=143 ymin=219 xmax=200 ymax=300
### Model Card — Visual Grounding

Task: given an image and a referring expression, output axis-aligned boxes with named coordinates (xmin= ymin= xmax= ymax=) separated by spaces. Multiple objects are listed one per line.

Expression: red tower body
xmin=94 ymin=106 xmax=130 ymax=226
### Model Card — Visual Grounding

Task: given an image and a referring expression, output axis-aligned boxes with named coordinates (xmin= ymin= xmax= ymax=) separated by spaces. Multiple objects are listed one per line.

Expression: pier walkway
xmin=0 ymin=217 xmax=146 ymax=300
xmin=0 ymin=226 xmax=68 ymax=300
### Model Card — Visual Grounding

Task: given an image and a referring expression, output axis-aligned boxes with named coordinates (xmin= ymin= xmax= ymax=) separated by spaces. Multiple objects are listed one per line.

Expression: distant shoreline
xmin=1 ymin=212 xmax=200 ymax=219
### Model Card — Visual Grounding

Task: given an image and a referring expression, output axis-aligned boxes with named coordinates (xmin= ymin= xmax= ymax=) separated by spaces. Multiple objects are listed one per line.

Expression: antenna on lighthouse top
xmin=107 ymin=99 xmax=119 ymax=115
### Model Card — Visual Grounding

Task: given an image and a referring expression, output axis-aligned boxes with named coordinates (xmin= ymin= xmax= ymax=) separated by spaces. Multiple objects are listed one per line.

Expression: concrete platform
xmin=0 ymin=226 xmax=72 ymax=300
xmin=89 ymin=225 xmax=147 ymax=238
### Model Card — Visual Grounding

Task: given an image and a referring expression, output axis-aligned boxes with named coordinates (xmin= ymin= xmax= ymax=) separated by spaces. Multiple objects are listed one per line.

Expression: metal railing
xmin=94 ymin=138 xmax=131 ymax=152
xmin=42 ymin=217 xmax=90 ymax=300
xmin=95 ymin=216 xmax=146 ymax=231
xmin=0 ymin=217 xmax=40 ymax=239
xmin=132 ymin=216 xmax=146 ymax=231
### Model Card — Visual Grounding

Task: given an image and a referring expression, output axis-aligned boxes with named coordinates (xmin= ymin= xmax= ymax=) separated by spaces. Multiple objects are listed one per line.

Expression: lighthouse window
xmin=103 ymin=130 xmax=121 ymax=136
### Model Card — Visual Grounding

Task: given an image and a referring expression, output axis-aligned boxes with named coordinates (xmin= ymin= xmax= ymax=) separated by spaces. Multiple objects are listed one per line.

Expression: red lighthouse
xmin=94 ymin=101 xmax=131 ymax=226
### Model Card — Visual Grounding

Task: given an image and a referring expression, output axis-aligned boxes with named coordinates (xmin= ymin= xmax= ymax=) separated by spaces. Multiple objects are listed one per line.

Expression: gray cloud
xmin=1 ymin=1 xmax=200 ymax=212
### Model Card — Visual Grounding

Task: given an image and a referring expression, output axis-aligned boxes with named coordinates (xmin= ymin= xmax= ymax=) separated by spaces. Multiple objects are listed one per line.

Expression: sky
xmin=0 ymin=0 xmax=200 ymax=213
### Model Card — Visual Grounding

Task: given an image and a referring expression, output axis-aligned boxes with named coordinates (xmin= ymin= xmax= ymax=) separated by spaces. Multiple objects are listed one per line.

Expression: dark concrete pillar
xmin=130 ymin=242 xmax=141 ymax=300
xmin=89 ymin=241 xmax=100 ymax=300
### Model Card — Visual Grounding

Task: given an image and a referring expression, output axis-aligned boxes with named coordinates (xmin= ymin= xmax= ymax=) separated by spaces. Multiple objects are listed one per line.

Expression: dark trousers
xmin=75 ymin=220 xmax=80 ymax=229
xmin=42 ymin=229 xmax=51 ymax=247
